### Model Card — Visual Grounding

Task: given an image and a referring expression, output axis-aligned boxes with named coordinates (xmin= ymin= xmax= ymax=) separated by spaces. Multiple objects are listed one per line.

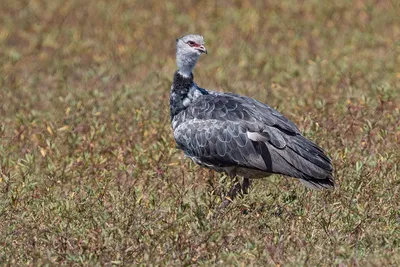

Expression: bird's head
xmin=176 ymin=34 xmax=207 ymax=77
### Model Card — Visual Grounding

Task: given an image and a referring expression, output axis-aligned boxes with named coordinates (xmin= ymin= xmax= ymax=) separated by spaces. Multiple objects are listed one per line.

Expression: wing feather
xmin=172 ymin=93 xmax=334 ymax=186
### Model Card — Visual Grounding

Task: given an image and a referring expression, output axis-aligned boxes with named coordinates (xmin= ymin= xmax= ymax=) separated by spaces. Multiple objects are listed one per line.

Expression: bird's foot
xmin=218 ymin=178 xmax=252 ymax=210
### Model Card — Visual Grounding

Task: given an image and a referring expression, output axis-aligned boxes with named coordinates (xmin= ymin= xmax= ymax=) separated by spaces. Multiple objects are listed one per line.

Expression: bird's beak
xmin=197 ymin=45 xmax=207 ymax=54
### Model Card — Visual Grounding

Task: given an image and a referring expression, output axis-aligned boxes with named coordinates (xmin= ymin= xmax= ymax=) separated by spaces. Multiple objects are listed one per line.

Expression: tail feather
xmin=269 ymin=135 xmax=335 ymax=189
xmin=289 ymin=135 xmax=332 ymax=170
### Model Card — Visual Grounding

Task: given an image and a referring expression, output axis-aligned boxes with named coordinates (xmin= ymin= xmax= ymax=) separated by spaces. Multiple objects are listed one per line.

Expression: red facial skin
xmin=187 ymin=41 xmax=200 ymax=47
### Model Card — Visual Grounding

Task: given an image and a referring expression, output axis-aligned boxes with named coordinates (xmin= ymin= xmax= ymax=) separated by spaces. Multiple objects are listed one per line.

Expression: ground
xmin=0 ymin=0 xmax=399 ymax=265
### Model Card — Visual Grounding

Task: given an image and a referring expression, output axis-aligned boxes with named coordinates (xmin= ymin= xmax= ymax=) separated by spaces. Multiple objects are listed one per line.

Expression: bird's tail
xmin=272 ymin=135 xmax=335 ymax=189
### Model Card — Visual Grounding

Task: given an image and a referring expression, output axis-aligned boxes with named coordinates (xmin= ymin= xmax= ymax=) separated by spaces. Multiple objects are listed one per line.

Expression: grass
xmin=1 ymin=0 xmax=399 ymax=265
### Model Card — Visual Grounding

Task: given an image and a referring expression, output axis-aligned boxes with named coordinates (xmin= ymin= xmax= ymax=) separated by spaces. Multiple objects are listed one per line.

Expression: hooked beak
xmin=196 ymin=45 xmax=207 ymax=54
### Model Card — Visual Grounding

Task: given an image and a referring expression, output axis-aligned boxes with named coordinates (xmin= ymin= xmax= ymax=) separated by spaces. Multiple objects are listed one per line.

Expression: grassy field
xmin=1 ymin=0 xmax=399 ymax=265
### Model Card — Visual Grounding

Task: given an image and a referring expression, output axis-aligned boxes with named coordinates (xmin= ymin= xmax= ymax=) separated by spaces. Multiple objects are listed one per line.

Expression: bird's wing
xmin=174 ymin=118 xmax=271 ymax=170
xmin=173 ymin=93 xmax=334 ymax=188
xmin=223 ymin=92 xmax=301 ymax=134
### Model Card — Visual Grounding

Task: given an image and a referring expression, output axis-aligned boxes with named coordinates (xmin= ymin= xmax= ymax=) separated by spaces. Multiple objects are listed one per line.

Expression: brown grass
xmin=0 ymin=0 xmax=399 ymax=265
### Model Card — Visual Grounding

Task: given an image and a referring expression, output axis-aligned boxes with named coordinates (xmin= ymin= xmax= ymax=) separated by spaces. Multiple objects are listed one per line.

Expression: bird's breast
xmin=181 ymin=86 xmax=205 ymax=107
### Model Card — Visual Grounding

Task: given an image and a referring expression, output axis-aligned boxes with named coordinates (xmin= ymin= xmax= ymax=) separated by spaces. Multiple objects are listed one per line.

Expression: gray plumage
xmin=170 ymin=34 xmax=334 ymax=196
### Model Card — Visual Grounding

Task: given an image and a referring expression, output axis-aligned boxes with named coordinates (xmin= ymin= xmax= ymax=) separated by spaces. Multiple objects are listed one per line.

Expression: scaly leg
xmin=219 ymin=177 xmax=252 ymax=209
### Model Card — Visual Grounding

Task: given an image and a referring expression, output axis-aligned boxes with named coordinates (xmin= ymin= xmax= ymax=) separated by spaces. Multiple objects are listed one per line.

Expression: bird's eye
xmin=187 ymin=41 xmax=195 ymax=46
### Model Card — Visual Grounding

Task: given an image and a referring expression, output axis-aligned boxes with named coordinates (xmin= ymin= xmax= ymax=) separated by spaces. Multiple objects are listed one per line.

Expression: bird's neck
xmin=172 ymin=71 xmax=194 ymax=90
xmin=176 ymin=53 xmax=199 ymax=78
xmin=170 ymin=71 xmax=194 ymax=119
xmin=177 ymin=68 xmax=192 ymax=78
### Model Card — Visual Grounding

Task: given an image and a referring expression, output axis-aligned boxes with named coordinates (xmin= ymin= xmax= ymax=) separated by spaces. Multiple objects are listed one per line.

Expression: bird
xmin=170 ymin=34 xmax=334 ymax=209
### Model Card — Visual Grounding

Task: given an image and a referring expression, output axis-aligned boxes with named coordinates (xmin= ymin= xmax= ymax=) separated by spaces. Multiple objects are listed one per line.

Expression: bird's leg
xmin=219 ymin=177 xmax=252 ymax=209
xmin=219 ymin=177 xmax=240 ymax=209
xmin=242 ymin=178 xmax=252 ymax=194
xmin=207 ymin=170 xmax=215 ymax=191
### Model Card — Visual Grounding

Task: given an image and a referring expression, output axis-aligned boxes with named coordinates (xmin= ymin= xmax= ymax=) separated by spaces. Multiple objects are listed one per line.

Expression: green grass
xmin=1 ymin=0 xmax=399 ymax=265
